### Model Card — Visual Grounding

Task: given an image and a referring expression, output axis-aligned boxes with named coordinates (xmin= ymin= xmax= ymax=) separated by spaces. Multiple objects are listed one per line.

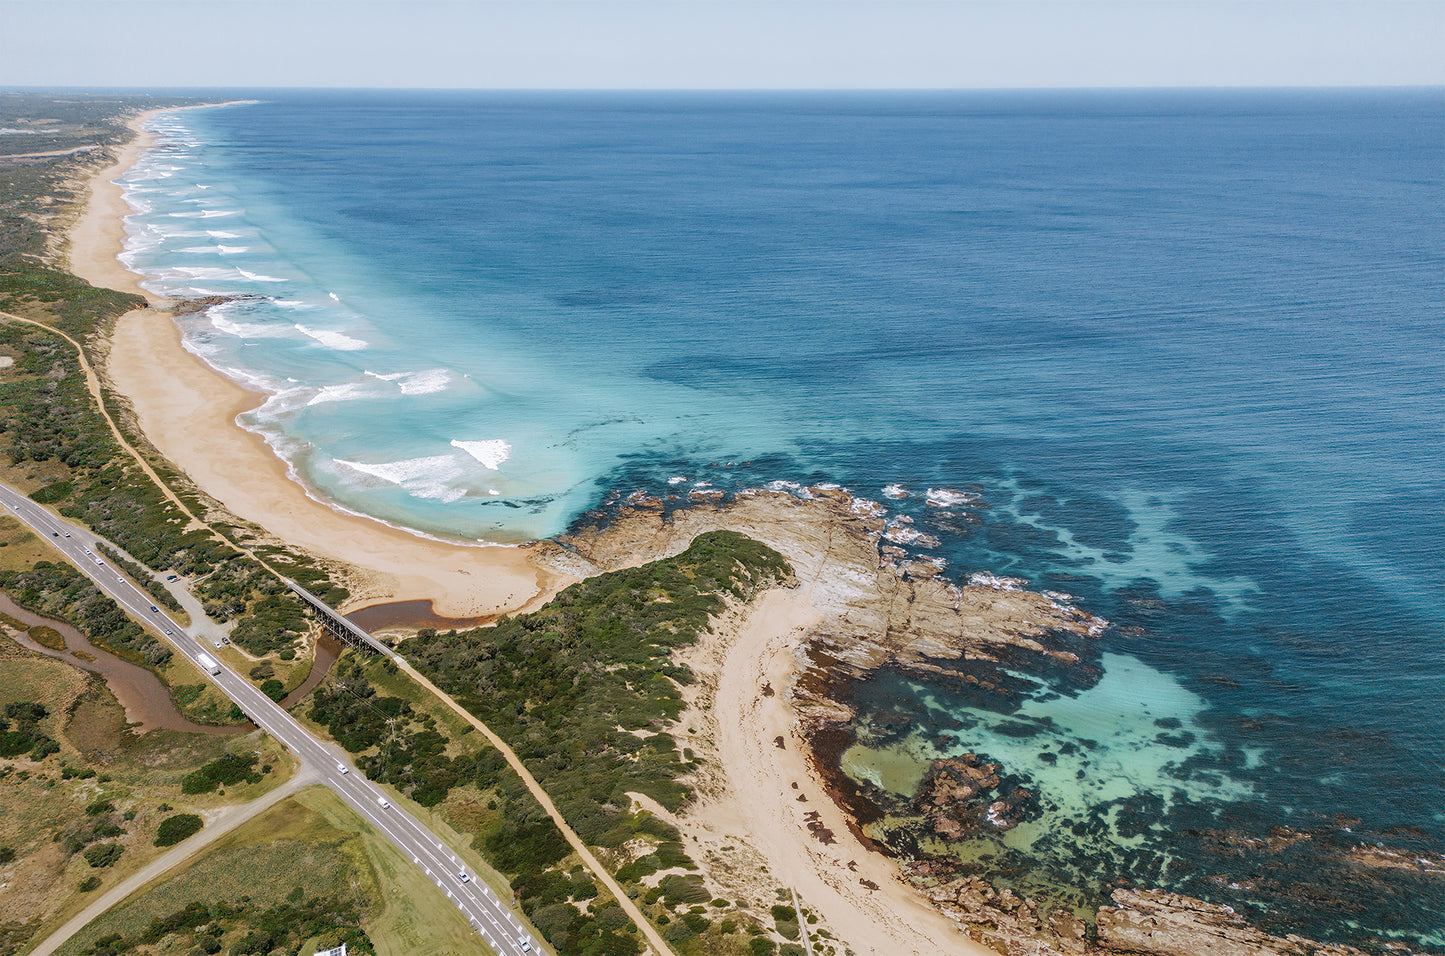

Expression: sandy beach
xmin=69 ymin=107 xmax=572 ymax=619
xmin=706 ymin=588 xmax=994 ymax=956
xmin=68 ymin=106 xmax=995 ymax=955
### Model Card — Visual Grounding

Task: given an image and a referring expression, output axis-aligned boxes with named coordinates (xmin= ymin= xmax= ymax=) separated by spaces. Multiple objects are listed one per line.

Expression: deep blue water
xmin=120 ymin=90 xmax=1443 ymax=947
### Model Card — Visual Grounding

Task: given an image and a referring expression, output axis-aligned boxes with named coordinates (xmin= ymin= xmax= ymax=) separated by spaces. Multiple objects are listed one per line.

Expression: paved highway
xmin=0 ymin=483 xmax=543 ymax=956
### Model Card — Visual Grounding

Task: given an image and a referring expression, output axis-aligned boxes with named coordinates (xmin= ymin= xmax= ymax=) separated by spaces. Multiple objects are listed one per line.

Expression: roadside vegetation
xmin=0 ymin=635 xmax=294 ymax=955
xmin=408 ymin=530 xmax=790 ymax=842
xmin=0 ymin=559 xmax=171 ymax=668
xmin=306 ymin=531 xmax=802 ymax=954
xmin=6 ymin=93 xmax=822 ymax=955
xmin=55 ymin=786 xmax=490 ymax=956
xmin=1 ymin=92 xmax=351 ymax=671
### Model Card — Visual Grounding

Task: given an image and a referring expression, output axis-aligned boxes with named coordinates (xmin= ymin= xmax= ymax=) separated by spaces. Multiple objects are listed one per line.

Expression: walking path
xmin=2 ymin=307 xmax=674 ymax=956
xmin=29 ymin=767 xmax=319 ymax=956
xmin=396 ymin=659 xmax=677 ymax=956
xmin=0 ymin=310 xmax=206 ymax=530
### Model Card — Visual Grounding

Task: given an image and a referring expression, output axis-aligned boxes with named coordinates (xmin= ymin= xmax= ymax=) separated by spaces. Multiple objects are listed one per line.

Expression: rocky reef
xmin=1093 ymin=889 xmax=1392 ymax=956
xmin=545 ymin=485 xmax=1436 ymax=955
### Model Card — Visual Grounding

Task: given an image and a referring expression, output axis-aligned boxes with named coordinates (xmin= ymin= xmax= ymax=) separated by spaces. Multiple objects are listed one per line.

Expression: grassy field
xmin=57 ymin=785 xmax=491 ymax=956
xmin=0 ymin=636 xmax=297 ymax=955
xmin=0 ymin=514 xmax=59 ymax=572
xmin=299 ymin=787 xmax=495 ymax=956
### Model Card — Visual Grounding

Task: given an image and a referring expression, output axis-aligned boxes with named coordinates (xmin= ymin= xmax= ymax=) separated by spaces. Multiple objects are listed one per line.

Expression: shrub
xmin=154 ymin=813 xmax=203 ymax=847
xmin=78 ymin=875 xmax=101 ymax=891
xmin=84 ymin=842 xmax=123 ymax=867
xmin=181 ymin=752 xmax=261 ymax=794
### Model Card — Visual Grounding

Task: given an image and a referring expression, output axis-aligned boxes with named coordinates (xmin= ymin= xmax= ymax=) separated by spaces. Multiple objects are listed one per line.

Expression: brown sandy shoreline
xmin=52 ymin=105 xmax=1406 ymax=956
xmin=69 ymin=105 xmax=572 ymax=620
xmin=65 ymin=106 xmax=1001 ymax=955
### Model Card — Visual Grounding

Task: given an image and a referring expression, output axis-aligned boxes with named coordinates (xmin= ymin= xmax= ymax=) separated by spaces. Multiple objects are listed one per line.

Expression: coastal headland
xmin=59 ymin=105 xmax=1416 ymax=956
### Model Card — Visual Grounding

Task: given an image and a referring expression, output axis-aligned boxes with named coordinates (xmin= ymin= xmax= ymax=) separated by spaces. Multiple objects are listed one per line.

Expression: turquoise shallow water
xmin=118 ymin=91 xmax=1443 ymax=947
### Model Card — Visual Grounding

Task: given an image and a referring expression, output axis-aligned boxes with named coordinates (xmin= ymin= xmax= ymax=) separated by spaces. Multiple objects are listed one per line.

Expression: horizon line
xmin=4 ymin=83 xmax=1444 ymax=94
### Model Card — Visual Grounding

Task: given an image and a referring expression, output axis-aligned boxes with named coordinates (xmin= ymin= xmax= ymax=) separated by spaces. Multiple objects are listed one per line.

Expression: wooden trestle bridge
xmin=285 ymin=579 xmax=397 ymax=659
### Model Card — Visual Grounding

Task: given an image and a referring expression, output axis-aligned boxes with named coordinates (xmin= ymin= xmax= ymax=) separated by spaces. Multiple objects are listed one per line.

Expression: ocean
xmin=118 ymin=90 xmax=1443 ymax=948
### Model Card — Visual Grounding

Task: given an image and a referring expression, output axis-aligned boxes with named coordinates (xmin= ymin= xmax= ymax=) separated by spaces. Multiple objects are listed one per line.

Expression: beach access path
xmin=29 ymin=769 xmax=318 ymax=956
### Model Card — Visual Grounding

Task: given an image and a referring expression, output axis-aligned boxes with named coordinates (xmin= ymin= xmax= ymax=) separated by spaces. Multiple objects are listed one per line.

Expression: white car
xmin=337 ymin=763 xmax=349 ymax=774
xmin=518 ymin=936 xmax=532 ymax=952
xmin=457 ymin=870 xmax=470 ymax=883
xmin=378 ymin=797 xmax=390 ymax=808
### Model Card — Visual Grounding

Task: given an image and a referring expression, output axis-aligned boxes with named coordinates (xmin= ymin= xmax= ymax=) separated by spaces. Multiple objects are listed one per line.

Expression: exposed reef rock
xmin=1094 ymin=889 xmax=1386 ymax=956
xmin=552 ymin=487 xmax=1107 ymax=704
xmin=544 ymin=486 xmax=1428 ymax=956
xmin=908 ymin=861 xmax=1089 ymax=955
xmin=167 ymin=293 xmax=259 ymax=315
xmin=910 ymin=753 xmax=1037 ymax=841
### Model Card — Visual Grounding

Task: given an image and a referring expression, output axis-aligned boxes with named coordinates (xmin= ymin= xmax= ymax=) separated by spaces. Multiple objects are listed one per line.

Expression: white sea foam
xmin=361 ymin=368 xmax=452 ymax=395
xmin=336 ymin=454 xmax=455 ymax=484
xmin=667 ymin=475 xmax=689 ymax=485
xmin=206 ymin=230 xmax=242 ymax=239
xmin=397 ymin=369 xmax=451 ymax=395
xmin=306 ymin=383 xmax=375 ymax=407
xmin=882 ymin=484 xmax=908 ymax=499
xmin=334 ymin=454 xmax=468 ymax=503
xmin=765 ymin=480 xmax=814 ymax=499
xmin=176 ymin=244 xmax=249 ymax=255
xmin=450 ymin=439 xmax=511 ymax=470
xmin=168 ymin=265 xmax=285 ymax=284
xmin=209 ymin=315 xmax=295 ymax=339
xmin=883 ymin=524 xmax=941 ymax=548
xmin=968 ymin=572 xmax=1029 ymax=592
xmin=926 ymin=487 xmax=979 ymax=508
xmin=295 ymin=325 xmax=368 ymax=351
xmin=851 ymin=497 xmax=887 ymax=518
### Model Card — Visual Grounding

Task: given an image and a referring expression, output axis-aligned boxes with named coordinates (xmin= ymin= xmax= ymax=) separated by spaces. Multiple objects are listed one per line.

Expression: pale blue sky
xmin=3 ymin=0 xmax=1441 ymax=89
